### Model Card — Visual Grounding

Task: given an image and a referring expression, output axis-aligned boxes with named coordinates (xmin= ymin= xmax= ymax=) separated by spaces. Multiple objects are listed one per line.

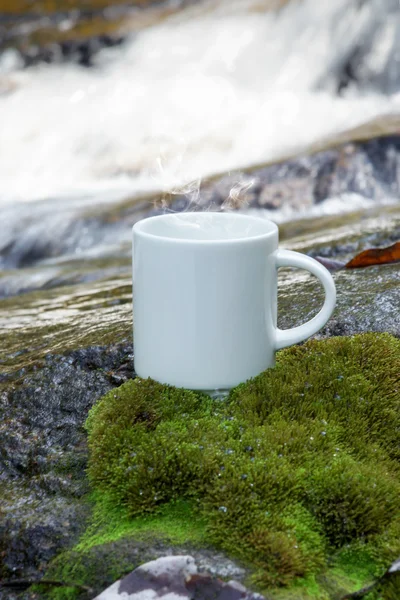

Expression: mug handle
xmin=274 ymin=249 xmax=337 ymax=350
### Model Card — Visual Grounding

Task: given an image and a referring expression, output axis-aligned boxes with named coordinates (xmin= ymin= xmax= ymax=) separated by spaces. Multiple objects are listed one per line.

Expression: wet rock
xmin=0 ymin=342 xmax=135 ymax=583
xmin=277 ymin=205 xmax=400 ymax=338
xmin=152 ymin=160 xmax=314 ymax=215
xmin=1 ymin=342 xmax=134 ymax=477
xmin=312 ymin=137 xmax=400 ymax=202
xmin=20 ymin=34 xmax=125 ymax=68
xmin=1 ymin=208 xmax=399 ymax=378
xmin=0 ymin=496 xmax=89 ymax=580
xmin=0 ymin=0 xmax=197 ymax=70
xmin=0 ymin=274 xmax=133 ymax=379
xmin=0 ymin=7 xmax=126 ymax=69
xmin=2 ymin=136 xmax=400 ymax=283
xmin=0 ymin=208 xmax=125 ymax=271
xmin=280 ymin=263 xmax=400 ymax=339
xmin=0 ymin=261 xmax=130 ymax=299
xmin=310 ymin=0 xmax=400 ymax=96
xmin=153 ymin=136 xmax=400 ymax=219
xmin=94 ymin=556 xmax=264 ymax=600
xmin=337 ymin=1 xmax=400 ymax=95
xmin=0 ymin=197 xmax=150 ymax=273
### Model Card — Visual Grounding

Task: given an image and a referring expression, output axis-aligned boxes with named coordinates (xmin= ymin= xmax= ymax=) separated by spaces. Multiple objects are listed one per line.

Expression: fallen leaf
xmin=345 ymin=241 xmax=400 ymax=269
xmin=315 ymin=257 xmax=346 ymax=271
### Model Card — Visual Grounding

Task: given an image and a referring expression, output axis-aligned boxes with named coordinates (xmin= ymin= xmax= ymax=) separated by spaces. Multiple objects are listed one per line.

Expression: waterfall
xmin=0 ymin=0 xmax=399 ymax=207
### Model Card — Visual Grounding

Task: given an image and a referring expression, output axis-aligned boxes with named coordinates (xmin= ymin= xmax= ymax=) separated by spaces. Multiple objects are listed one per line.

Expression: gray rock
xmin=153 ymin=136 xmax=400 ymax=217
xmin=277 ymin=205 xmax=400 ymax=339
xmin=94 ymin=556 xmax=265 ymax=600
xmin=0 ymin=0 xmax=196 ymax=70
xmin=326 ymin=0 xmax=400 ymax=95
xmin=0 ymin=343 xmax=134 ymax=581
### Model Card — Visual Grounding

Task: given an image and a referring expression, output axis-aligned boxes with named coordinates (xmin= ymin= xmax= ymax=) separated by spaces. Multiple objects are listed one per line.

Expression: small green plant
xmin=84 ymin=333 xmax=400 ymax=594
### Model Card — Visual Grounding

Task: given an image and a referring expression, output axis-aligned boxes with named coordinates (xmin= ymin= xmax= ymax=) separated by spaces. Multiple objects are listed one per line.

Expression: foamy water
xmin=0 ymin=0 xmax=399 ymax=207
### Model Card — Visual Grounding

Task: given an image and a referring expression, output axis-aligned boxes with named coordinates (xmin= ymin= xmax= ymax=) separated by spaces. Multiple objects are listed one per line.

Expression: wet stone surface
xmin=0 ymin=0 xmax=198 ymax=70
xmin=278 ymin=205 xmax=400 ymax=339
xmin=153 ymin=136 xmax=400 ymax=215
xmin=1 ymin=135 xmax=400 ymax=298
xmin=0 ymin=343 xmax=134 ymax=584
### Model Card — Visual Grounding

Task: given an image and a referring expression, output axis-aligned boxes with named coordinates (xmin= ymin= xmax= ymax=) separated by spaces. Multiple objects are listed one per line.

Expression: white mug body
xmin=132 ymin=213 xmax=336 ymax=390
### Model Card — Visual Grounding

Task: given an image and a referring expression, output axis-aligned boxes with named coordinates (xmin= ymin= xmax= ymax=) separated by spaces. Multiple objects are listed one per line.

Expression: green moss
xmin=369 ymin=573 xmax=400 ymax=600
xmin=331 ymin=546 xmax=379 ymax=584
xmin=76 ymin=495 xmax=207 ymax=551
xmin=57 ymin=333 xmax=400 ymax=599
xmin=29 ymin=584 xmax=82 ymax=600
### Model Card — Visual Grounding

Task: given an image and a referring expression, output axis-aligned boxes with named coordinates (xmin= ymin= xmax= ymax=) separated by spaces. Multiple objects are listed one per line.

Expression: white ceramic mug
xmin=132 ymin=212 xmax=336 ymax=390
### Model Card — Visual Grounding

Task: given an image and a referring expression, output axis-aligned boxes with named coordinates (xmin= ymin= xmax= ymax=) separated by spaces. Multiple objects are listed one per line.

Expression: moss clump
xmin=85 ymin=333 xmax=400 ymax=594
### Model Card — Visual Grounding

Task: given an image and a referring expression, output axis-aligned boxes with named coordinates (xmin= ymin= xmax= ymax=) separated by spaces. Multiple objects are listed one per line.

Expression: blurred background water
xmin=1 ymin=0 xmax=400 ymax=204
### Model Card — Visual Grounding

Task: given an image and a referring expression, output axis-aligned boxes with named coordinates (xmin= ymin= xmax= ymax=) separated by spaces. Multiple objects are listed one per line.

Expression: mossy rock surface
xmin=42 ymin=333 xmax=400 ymax=600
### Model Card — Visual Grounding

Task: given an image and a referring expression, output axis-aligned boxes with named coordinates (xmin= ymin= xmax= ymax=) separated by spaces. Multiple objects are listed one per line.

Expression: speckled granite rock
xmin=0 ymin=343 xmax=134 ymax=584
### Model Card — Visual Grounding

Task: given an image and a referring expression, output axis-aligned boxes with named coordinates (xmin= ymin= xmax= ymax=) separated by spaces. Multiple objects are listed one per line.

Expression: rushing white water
xmin=0 ymin=0 xmax=399 ymax=207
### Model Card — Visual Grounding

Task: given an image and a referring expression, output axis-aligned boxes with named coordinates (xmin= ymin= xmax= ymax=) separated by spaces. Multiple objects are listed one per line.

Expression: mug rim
xmin=133 ymin=212 xmax=278 ymax=244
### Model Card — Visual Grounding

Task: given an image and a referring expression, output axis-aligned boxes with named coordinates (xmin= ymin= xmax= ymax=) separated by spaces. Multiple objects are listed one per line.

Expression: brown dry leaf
xmin=345 ymin=241 xmax=400 ymax=269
